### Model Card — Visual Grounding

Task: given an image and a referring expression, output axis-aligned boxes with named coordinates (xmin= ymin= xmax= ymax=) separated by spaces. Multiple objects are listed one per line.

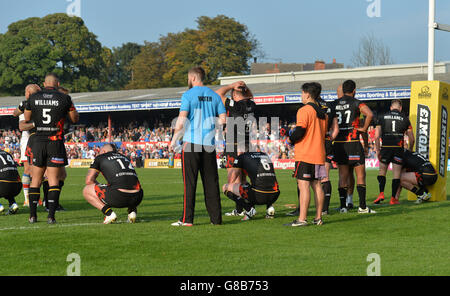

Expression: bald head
xmin=44 ymin=73 xmax=60 ymax=88
xmin=391 ymin=99 xmax=402 ymax=111
xmin=25 ymin=84 xmax=41 ymax=99
xmin=100 ymin=144 xmax=117 ymax=155
xmin=337 ymin=85 xmax=343 ymax=99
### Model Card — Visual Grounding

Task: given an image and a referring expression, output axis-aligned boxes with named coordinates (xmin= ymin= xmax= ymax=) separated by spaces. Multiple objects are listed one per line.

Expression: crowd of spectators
xmin=0 ymin=119 xmax=398 ymax=165
xmin=65 ymin=120 xmax=173 ymax=143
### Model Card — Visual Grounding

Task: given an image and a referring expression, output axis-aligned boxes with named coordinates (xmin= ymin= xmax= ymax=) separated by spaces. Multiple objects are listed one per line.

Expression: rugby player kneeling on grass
xmin=83 ymin=144 xmax=143 ymax=224
xmin=0 ymin=150 xmax=22 ymax=215
xmin=399 ymin=150 xmax=437 ymax=204
xmin=222 ymin=151 xmax=280 ymax=221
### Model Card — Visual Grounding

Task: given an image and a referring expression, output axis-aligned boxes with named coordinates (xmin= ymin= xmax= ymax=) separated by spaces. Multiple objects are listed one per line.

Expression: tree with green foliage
xmin=102 ymin=42 xmax=143 ymax=90
xmin=0 ymin=13 xmax=108 ymax=95
xmin=126 ymin=41 xmax=166 ymax=89
xmin=128 ymin=15 xmax=262 ymax=89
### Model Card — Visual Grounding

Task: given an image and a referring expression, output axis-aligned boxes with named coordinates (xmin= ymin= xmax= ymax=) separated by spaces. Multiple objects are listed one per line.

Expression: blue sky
xmin=1 ymin=0 xmax=450 ymax=67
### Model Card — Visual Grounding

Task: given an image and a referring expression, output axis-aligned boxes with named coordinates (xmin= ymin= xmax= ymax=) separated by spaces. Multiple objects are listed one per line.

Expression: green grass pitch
xmin=0 ymin=167 xmax=449 ymax=276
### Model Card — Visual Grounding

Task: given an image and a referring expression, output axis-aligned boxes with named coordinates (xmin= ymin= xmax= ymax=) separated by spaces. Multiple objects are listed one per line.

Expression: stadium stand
xmin=1 ymin=62 xmax=449 ymax=168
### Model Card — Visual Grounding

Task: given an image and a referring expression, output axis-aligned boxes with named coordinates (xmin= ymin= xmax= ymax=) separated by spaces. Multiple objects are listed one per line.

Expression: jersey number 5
xmin=42 ymin=108 xmax=51 ymax=124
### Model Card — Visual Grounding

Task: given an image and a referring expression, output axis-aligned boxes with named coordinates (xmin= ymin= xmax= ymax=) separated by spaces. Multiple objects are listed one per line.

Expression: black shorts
xmin=224 ymin=142 xmax=248 ymax=169
xmin=325 ymin=139 xmax=334 ymax=163
xmin=333 ymin=142 xmax=365 ymax=166
xmin=224 ymin=150 xmax=239 ymax=169
xmin=416 ymin=172 xmax=438 ymax=187
xmin=25 ymin=133 xmax=35 ymax=165
xmin=30 ymin=138 xmax=68 ymax=167
xmin=0 ymin=181 xmax=22 ymax=198
xmin=95 ymin=184 xmax=143 ymax=209
xmin=293 ymin=161 xmax=327 ymax=181
xmin=239 ymin=184 xmax=279 ymax=206
xmin=380 ymin=147 xmax=404 ymax=165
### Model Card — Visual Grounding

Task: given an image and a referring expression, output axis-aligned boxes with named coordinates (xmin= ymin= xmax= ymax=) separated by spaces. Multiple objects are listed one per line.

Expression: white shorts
xmin=20 ymin=134 xmax=29 ymax=163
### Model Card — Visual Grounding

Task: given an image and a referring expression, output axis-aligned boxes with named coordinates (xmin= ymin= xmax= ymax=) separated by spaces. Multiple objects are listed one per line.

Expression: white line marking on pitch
xmin=0 ymin=220 xmax=149 ymax=232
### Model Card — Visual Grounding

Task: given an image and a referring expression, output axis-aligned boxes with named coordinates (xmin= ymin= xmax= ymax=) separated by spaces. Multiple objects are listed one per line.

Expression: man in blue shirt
xmin=170 ymin=67 xmax=226 ymax=226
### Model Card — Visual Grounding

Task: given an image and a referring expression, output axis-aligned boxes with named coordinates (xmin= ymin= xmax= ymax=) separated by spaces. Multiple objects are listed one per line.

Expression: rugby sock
xmin=357 ymin=185 xmax=367 ymax=209
xmin=347 ymin=194 xmax=353 ymax=206
xmin=29 ymin=187 xmax=40 ymax=218
xmin=321 ymin=181 xmax=332 ymax=212
xmin=6 ymin=197 xmax=16 ymax=207
xmin=47 ymin=186 xmax=61 ymax=219
xmin=338 ymin=187 xmax=347 ymax=208
xmin=58 ymin=180 xmax=65 ymax=207
xmin=22 ymin=174 xmax=30 ymax=203
xmin=411 ymin=186 xmax=425 ymax=197
xmin=101 ymin=205 xmax=113 ymax=216
xmin=391 ymin=179 xmax=401 ymax=199
xmin=225 ymin=191 xmax=249 ymax=212
xmin=377 ymin=175 xmax=386 ymax=194
xmin=43 ymin=180 xmax=49 ymax=208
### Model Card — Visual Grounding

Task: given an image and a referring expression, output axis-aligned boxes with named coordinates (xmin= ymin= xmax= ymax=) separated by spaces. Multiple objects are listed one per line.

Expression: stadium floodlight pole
xmin=428 ymin=0 xmax=436 ymax=81
xmin=435 ymin=22 xmax=450 ymax=32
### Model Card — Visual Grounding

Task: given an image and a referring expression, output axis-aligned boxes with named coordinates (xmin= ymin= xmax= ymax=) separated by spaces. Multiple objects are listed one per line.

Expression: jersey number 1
xmin=116 ymin=159 xmax=134 ymax=170
xmin=0 ymin=154 xmax=14 ymax=165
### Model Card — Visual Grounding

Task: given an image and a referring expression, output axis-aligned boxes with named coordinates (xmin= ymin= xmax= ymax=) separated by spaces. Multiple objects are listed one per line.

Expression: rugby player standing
xmin=41 ymin=86 xmax=71 ymax=212
xmin=315 ymin=83 xmax=339 ymax=215
xmin=83 ymin=144 xmax=143 ymax=224
xmin=216 ymin=81 xmax=256 ymax=217
xmin=332 ymin=80 xmax=375 ymax=214
xmin=373 ymin=99 xmax=415 ymax=205
xmin=24 ymin=73 xmax=79 ymax=224
xmin=13 ymin=84 xmax=41 ymax=207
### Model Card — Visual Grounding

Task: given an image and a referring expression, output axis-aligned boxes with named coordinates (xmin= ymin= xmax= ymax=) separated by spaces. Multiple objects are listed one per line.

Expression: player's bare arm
xmin=18 ymin=120 xmax=35 ymax=132
xmin=85 ymin=169 xmax=100 ymax=185
xmin=68 ymin=109 xmax=80 ymax=124
xmin=215 ymin=81 xmax=246 ymax=104
xmin=357 ymin=104 xmax=373 ymax=133
xmin=375 ymin=125 xmax=382 ymax=160
xmin=24 ymin=109 xmax=32 ymax=122
xmin=13 ymin=107 xmax=23 ymax=117
xmin=330 ymin=117 xmax=339 ymax=141
xmin=405 ymin=128 xmax=415 ymax=150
